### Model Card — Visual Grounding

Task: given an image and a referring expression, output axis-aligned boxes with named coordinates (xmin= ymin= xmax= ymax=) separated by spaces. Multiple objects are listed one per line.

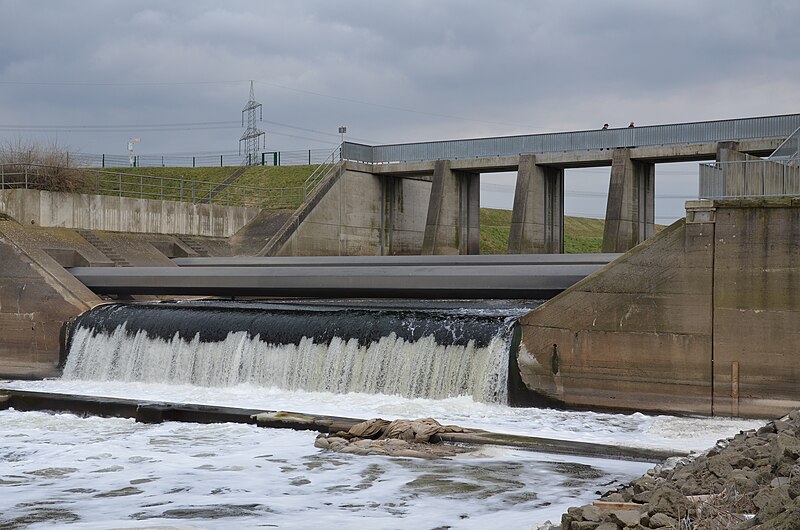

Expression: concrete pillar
xmin=601 ymin=148 xmax=655 ymax=253
xmin=508 ymin=154 xmax=564 ymax=254
xmin=421 ymin=160 xmax=480 ymax=255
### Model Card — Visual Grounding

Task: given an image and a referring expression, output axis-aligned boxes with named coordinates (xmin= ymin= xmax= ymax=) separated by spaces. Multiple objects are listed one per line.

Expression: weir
xmin=62 ymin=300 xmax=539 ymax=405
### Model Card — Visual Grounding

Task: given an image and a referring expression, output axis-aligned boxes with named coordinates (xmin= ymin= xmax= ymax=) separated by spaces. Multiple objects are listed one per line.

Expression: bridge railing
xmin=0 ymin=163 xmax=306 ymax=209
xmin=343 ymin=114 xmax=800 ymax=164
xmin=699 ymin=159 xmax=800 ymax=199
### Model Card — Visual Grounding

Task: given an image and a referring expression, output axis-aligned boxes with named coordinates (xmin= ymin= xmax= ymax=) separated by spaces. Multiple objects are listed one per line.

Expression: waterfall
xmin=62 ymin=301 xmax=531 ymax=404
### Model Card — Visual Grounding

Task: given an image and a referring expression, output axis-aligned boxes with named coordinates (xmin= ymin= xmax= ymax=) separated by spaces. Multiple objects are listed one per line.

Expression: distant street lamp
xmin=127 ymin=137 xmax=141 ymax=167
xmin=338 ymin=126 xmax=347 ymax=144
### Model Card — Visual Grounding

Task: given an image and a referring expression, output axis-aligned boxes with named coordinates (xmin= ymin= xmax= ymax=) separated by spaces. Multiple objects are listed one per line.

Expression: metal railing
xmin=67 ymin=148 xmax=336 ymax=169
xmin=343 ymin=113 xmax=800 ymax=164
xmin=302 ymin=146 xmax=341 ymax=200
xmin=0 ymin=163 xmax=306 ymax=209
xmin=699 ymin=159 xmax=800 ymax=199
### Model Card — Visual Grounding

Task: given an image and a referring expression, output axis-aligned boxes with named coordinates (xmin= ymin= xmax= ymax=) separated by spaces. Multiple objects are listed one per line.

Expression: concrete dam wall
xmin=518 ymin=198 xmax=800 ymax=418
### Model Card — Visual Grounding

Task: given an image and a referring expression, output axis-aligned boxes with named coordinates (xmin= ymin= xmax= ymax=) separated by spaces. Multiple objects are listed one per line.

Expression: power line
xmin=0 ymin=80 xmax=248 ymax=87
xmin=253 ymin=79 xmax=548 ymax=131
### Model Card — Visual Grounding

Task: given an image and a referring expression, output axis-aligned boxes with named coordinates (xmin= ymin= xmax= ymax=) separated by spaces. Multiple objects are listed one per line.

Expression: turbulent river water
xmin=1 ymin=300 xmax=764 ymax=529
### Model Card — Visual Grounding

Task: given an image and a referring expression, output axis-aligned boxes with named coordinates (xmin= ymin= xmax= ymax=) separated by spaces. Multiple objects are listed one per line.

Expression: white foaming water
xmin=2 ymin=304 xmax=768 ymax=528
xmin=63 ymin=324 xmax=512 ymax=403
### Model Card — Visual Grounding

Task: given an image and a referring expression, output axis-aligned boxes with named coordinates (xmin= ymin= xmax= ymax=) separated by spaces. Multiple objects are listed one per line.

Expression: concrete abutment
xmin=518 ymin=198 xmax=800 ymax=418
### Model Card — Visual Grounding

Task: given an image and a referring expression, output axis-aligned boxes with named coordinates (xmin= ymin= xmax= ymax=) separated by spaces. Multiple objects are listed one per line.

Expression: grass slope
xmin=480 ymin=207 xmax=605 ymax=254
xmin=87 ymin=165 xmax=317 ymax=207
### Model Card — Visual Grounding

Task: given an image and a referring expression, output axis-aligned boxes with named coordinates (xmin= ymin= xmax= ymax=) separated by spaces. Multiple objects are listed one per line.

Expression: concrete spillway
xmin=69 ymin=254 xmax=618 ymax=299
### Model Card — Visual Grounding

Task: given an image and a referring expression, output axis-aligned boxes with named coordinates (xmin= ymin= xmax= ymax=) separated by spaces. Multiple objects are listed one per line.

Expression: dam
xmin=2 ymin=113 xmax=800 ymax=418
xmin=1 ymin=113 xmax=798 ymax=526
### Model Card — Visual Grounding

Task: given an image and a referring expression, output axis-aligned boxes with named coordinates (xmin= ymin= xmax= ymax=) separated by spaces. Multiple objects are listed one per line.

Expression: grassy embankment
xmin=90 ymin=165 xmax=317 ymax=207
xmin=480 ymin=208 xmax=604 ymax=254
xmin=85 ymin=166 xmax=607 ymax=252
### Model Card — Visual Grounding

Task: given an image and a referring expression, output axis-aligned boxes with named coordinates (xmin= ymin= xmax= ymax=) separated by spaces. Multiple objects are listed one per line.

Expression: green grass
xmin=480 ymin=207 xmax=606 ymax=254
xmin=83 ymin=165 xmax=318 ymax=207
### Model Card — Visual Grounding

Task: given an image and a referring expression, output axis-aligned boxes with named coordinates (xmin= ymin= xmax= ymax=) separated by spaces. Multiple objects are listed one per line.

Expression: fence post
xmin=160 ymin=177 xmax=164 ymax=200
xmin=162 ymin=156 xmax=164 ymax=168
xmin=102 ymin=154 xmax=105 ymax=168
xmin=140 ymin=175 xmax=143 ymax=197
xmin=278 ymin=152 xmax=281 ymax=166
xmin=118 ymin=174 xmax=122 ymax=197
xmin=220 ymin=155 xmax=223 ymax=167
xmin=261 ymin=152 xmax=265 ymax=166
xmin=273 ymin=152 xmax=278 ymax=166
xmin=192 ymin=156 xmax=196 ymax=168
xmin=308 ymin=150 xmax=311 ymax=164
xmin=180 ymin=179 xmax=184 ymax=200
xmin=25 ymin=166 xmax=28 ymax=189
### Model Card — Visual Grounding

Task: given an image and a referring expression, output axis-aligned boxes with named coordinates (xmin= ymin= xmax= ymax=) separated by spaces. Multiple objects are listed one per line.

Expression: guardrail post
xmin=308 ymin=150 xmax=311 ymax=164
xmin=118 ymin=174 xmax=122 ymax=197
xmin=160 ymin=177 xmax=164 ymax=200
xmin=102 ymin=154 xmax=105 ymax=168
xmin=192 ymin=156 xmax=196 ymax=168
xmin=24 ymin=167 xmax=28 ymax=189
xmin=162 ymin=156 xmax=164 ymax=168
xmin=140 ymin=175 xmax=143 ymax=197
xmin=220 ymin=155 xmax=223 ymax=167
xmin=179 ymin=179 xmax=184 ymax=200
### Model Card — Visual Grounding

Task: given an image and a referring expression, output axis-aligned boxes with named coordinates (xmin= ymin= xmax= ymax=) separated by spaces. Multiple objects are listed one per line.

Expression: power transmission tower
xmin=239 ymin=81 xmax=265 ymax=166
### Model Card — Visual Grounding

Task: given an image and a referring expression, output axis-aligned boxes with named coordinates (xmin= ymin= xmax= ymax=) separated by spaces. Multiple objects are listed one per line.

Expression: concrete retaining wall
xmin=518 ymin=198 xmax=800 ymax=418
xmin=0 ymin=219 xmax=101 ymax=377
xmin=276 ymin=165 xmax=431 ymax=256
xmin=0 ymin=189 xmax=260 ymax=237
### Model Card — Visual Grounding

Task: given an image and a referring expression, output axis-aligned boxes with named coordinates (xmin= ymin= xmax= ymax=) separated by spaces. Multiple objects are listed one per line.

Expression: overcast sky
xmin=1 ymin=1 xmax=798 ymax=220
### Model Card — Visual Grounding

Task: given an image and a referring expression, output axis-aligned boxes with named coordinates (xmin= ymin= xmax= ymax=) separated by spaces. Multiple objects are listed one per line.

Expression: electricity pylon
xmin=239 ymin=81 xmax=265 ymax=166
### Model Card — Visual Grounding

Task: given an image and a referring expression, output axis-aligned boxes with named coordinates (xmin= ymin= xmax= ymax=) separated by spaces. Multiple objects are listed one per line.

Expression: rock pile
xmin=314 ymin=417 xmax=477 ymax=458
xmin=551 ymin=410 xmax=800 ymax=529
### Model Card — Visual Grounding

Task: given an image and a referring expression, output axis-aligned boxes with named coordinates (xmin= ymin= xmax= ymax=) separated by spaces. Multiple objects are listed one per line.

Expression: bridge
xmin=261 ymin=113 xmax=799 ymax=257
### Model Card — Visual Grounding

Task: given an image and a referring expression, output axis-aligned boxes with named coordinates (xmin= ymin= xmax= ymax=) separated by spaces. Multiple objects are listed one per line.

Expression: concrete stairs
xmin=177 ymin=236 xmax=212 ymax=257
xmin=77 ymin=230 xmax=132 ymax=267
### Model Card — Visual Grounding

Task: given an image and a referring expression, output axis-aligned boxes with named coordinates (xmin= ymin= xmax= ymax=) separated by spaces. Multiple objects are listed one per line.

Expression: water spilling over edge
xmin=62 ymin=301 xmax=536 ymax=404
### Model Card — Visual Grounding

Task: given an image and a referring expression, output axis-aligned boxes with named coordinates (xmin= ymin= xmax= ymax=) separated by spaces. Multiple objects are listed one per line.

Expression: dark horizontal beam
xmin=70 ymin=262 xmax=609 ymax=299
xmin=0 ymin=388 xmax=687 ymax=462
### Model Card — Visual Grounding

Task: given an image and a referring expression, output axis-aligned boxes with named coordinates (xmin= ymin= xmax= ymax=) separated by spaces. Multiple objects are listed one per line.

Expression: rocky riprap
xmin=548 ymin=411 xmax=800 ymax=529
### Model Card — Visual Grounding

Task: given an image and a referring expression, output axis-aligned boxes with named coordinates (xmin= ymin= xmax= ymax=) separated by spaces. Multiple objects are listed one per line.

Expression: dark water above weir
xmin=63 ymin=300 xmax=539 ymax=404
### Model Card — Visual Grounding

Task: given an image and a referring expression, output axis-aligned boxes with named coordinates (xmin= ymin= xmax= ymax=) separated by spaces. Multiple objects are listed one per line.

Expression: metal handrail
xmin=301 ymin=145 xmax=341 ymax=200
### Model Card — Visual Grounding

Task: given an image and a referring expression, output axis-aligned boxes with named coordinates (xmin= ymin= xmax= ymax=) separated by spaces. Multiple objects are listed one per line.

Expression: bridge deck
xmin=342 ymin=113 xmax=800 ymax=166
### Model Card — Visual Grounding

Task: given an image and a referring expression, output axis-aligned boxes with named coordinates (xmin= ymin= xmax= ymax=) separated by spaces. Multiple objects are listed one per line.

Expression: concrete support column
xmin=601 ymin=148 xmax=655 ymax=253
xmin=508 ymin=154 xmax=564 ymax=254
xmin=422 ymin=160 xmax=480 ymax=255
